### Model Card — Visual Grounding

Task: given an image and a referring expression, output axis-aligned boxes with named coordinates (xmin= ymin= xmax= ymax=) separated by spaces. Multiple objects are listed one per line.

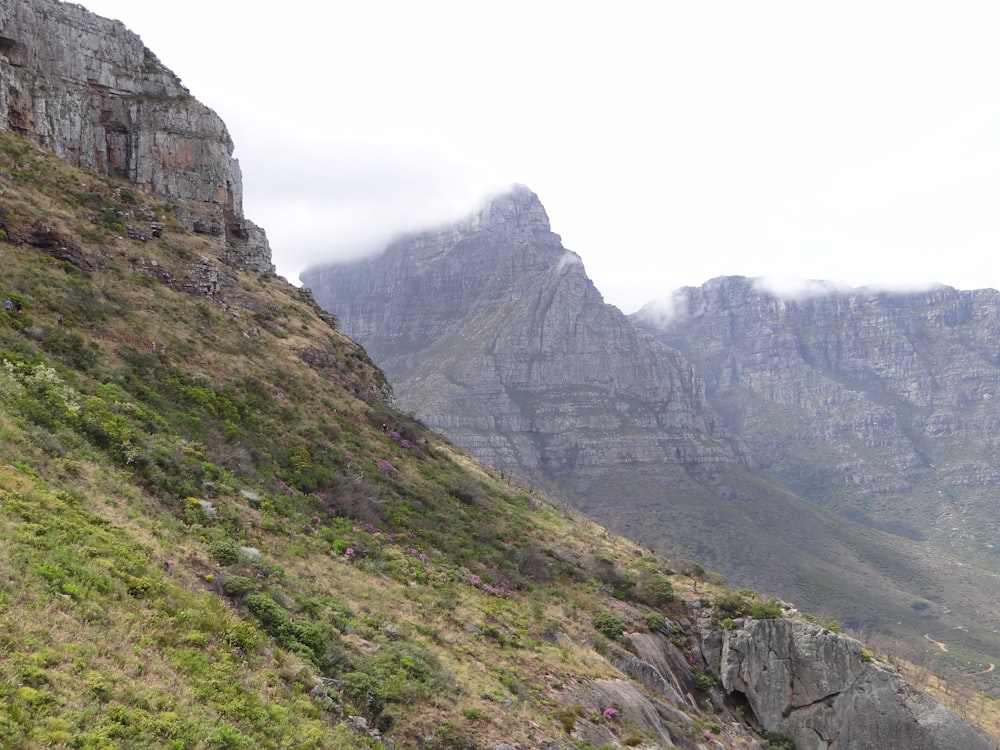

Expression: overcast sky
xmin=81 ymin=1 xmax=1000 ymax=313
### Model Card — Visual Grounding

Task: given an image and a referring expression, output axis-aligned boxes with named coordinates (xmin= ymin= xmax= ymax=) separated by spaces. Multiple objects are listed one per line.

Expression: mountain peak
xmin=463 ymin=183 xmax=557 ymax=242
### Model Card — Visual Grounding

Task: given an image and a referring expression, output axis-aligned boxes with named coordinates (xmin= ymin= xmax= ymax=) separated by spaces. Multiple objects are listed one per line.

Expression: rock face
xmin=302 ymin=185 xmax=742 ymax=487
xmin=633 ymin=276 xmax=1000 ymax=554
xmin=302 ymin=188 xmax=1000 ymax=638
xmin=0 ymin=0 xmax=273 ymax=274
xmin=702 ymin=618 xmax=991 ymax=750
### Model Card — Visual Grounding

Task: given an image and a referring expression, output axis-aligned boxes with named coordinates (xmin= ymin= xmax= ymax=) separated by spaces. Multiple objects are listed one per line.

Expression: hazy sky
xmin=81 ymin=1 xmax=1000 ymax=312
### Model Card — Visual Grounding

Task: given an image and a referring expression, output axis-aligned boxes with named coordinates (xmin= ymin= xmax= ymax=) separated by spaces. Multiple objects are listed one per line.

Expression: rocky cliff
xmin=3 ymin=4 xmax=995 ymax=747
xmin=633 ymin=276 xmax=1000 ymax=555
xmin=702 ymin=618 xmax=991 ymax=750
xmin=302 ymin=189 xmax=980 ymax=630
xmin=0 ymin=0 xmax=272 ymax=274
xmin=304 ymin=196 xmax=1000 ymax=672
xmin=302 ymin=186 xmax=741 ymax=480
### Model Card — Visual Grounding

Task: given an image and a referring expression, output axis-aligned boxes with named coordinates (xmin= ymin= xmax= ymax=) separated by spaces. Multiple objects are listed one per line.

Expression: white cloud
xmin=80 ymin=0 xmax=1000 ymax=311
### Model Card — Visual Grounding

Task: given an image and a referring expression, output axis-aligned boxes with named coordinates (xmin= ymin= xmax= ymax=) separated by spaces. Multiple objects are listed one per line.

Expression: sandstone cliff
xmin=4 ymin=4 xmax=995 ymax=748
xmin=0 ymin=0 xmax=272 ymax=274
xmin=302 ymin=186 xmax=741 ymax=480
xmin=304 ymin=193 xmax=1000 ymax=669
xmin=634 ymin=276 xmax=1000 ymax=555
xmin=302 ymin=188 xmax=970 ymax=626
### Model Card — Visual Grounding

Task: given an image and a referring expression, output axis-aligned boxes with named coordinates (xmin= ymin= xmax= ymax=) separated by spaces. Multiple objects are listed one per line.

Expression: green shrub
xmin=646 ymin=612 xmax=666 ymax=631
xmin=764 ymin=731 xmax=797 ymax=749
xmin=714 ymin=591 xmax=748 ymax=618
xmin=207 ymin=540 xmax=240 ymax=566
xmin=245 ymin=593 xmax=289 ymax=632
xmin=745 ymin=599 xmax=783 ymax=620
xmin=221 ymin=575 xmax=256 ymax=598
xmin=341 ymin=671 xmax=385 ymax=718
xmin=690 ymin=667 xmax=715 ymax=693
xmin=642 ymin=573 xmax=675 ymax=607
xmin=556 ymin=705 xmax=579 ymax=734
xmin=592 ymin=612 xmax=625 ymax=640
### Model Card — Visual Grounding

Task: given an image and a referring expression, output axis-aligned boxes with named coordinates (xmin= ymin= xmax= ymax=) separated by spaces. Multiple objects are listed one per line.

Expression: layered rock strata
xmin=634 ymin=276 xmax=1000 ymax=551
xmin=0 ymin=0 xmax=272 ymax=274
xmin=302 ymin=185 xmax=742 ymax=488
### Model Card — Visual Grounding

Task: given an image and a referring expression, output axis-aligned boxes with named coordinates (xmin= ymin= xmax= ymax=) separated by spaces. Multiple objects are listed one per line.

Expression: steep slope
xmin=0 ymin=115 xmax=751 ymax=749
xmin=0 ymin=2 xmax=994 ymax=746
xmin=302 ymin=188 xmax=1000 ymax=676
xmin=0 ymin=137 xmax=992 ymax=748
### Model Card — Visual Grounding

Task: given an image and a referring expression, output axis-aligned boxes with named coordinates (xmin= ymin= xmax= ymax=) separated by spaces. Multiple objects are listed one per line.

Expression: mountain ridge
xmin=304 ymin=187 xmax=1000 ymax=688
xmin=0 ymin=1 xmax=995 ymax=746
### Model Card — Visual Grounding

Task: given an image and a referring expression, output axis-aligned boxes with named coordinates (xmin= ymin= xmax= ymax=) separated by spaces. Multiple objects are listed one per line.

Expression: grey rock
xmin=635 ymin=276 xmax=1000 ymax=555
xmin=0 ymin=0 xmax=274 ymax=275
xmin=707 ymin=618 xmax=991 ymax=750
xmin=302 ymin=185 xmax=751 ymax=542
xmin=301 ymin=187 xmax=1000 ymax=636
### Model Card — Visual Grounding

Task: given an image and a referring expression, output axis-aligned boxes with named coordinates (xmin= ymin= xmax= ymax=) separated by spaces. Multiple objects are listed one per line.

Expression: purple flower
xmin=469 ymin=574 xmax=482 ymax=586
xmin=686 ymin=653 xmax=698 ymax=666
xmin=345 ymin=548 xmax=355 ymax=557
xmin=602 ymin=707 xmax=620 ymax=721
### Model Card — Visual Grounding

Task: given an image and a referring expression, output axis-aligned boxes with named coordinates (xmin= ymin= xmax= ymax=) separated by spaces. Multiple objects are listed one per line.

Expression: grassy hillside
xmin=2 ymin=128 xmax=999 ymax=748
xmin=0 ymin=129 xmax=759 ymax=748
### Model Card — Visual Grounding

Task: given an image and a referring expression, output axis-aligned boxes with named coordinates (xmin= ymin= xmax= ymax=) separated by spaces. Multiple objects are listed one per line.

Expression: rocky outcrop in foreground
xmin=702 ymin=618 xmax=991 ymax=750
xmin=0 ymin=0 xmax=272 ymax=274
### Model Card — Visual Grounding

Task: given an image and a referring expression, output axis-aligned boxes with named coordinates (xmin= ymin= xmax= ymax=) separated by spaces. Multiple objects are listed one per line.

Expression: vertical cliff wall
xmin=634 ymin=276 xmax=1000 ymax=554
xmin=0 ymin=0 xmax=273 ymax=274
xmin=302 ymin=185 xmax=743 ymax=480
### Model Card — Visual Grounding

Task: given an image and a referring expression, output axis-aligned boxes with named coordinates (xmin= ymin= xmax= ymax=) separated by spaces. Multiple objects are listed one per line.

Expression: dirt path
xmin=925 ymin=633 xmax=948 ymax=652
xmin=922 ymin=627 xmax=994 ymax=674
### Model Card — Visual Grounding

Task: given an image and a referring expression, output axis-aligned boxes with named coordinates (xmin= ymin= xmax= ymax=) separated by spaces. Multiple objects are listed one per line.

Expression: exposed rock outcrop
xmin=0 ymin=0 xmax=273 ymax=274
xmin=701 ymin=618 xmax=991 ymax=750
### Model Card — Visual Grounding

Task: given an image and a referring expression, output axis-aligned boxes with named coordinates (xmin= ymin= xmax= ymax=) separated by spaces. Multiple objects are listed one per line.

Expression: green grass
xmin=1 ymin=125 xmax=997 ymax=747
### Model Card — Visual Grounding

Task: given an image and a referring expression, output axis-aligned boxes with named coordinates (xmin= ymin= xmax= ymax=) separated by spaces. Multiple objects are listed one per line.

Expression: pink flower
xmin=345 ymin=548 xmax=355 ymax=557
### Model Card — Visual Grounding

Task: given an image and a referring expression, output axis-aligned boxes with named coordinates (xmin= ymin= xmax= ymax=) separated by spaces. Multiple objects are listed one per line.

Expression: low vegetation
xmin=0 ymin=128 xmax=996 ymax=747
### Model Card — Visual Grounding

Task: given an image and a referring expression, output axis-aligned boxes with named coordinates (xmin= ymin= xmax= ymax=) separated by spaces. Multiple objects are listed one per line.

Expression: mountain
xmin=0 ymin=1 xmax=994 ymax=747
xmin=301 ymin=186 xmax=740 ymax=475
xmin=633 ymin=276 xmax=1000 ymax=553
xmin=0 ymin=0 xmax=272 ymax=275
xmin=304 ymin=189 xmax=1000 ymax=685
